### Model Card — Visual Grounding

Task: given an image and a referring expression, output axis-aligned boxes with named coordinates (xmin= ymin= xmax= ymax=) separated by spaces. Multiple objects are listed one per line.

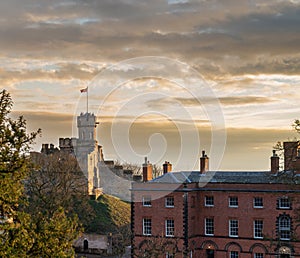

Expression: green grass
xmin=86 ymin=194 xmax=131 ymax=234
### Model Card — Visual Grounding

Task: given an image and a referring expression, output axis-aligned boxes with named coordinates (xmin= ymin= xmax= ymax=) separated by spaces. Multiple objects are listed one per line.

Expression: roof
xmin=149 ymin=171 xmax=300 ymax=184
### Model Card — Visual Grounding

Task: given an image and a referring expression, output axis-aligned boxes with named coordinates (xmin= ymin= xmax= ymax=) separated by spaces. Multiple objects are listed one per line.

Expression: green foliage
xmin=0 ymin=90 xmax=81 ymax=257
xmin=29 ymin=208 xmax=80 ymax=258
xmin=0 ymin=211 xmax=35 ymax=258
xmin=0 ymin=89 xmax=40 ymax=257
xmin=0 ymin=90 xmax=40 ymax=217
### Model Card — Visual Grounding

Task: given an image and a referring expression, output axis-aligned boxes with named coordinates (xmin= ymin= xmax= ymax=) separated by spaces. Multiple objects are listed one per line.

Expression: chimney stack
xmin=200 ymin=150 xmax=209 ymax=173
xmin=143 ymin=157 xmax=153 ymax=182
xmin=270 ymin=150 xmax=279 ymax=174
xmin=163 ymin=161 xmax=172 ymax=174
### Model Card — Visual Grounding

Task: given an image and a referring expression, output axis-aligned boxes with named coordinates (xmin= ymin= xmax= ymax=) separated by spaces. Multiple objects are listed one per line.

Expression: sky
xmin=2 ymin=0 xmax=300 ymax=171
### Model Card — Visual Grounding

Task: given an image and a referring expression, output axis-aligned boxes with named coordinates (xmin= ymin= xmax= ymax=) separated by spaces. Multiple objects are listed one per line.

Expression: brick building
xmin=131 ymin=142 xmax=300 ymax=258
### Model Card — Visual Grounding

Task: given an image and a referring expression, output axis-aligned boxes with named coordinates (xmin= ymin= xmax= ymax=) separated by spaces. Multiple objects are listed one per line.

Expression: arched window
xmin=278 ymin=215 xmax=291 ymax=240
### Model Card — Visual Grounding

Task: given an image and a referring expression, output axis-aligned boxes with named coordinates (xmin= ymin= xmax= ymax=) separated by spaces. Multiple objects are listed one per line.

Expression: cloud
xmin=0 ymin=0 xmax=298 ymax=68
xmin=0 ymin=61 xmax=102 ymax=88
xmin=146 ymin=96 xmax=274 ymax=109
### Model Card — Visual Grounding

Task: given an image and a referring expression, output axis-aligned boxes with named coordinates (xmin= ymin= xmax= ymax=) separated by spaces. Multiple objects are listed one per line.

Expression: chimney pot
xmin=143 ymin=158 xmax=153 ymax=182
xmin=200 ymin=150 xmax=209 ymax=173
xmin=163 ymin=161 xmax=172 ymax=174
xmin=271 ymin=150 xmax=279 ymax=174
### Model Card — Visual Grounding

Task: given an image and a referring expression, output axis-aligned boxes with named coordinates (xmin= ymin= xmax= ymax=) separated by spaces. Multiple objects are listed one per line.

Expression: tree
xmin=0 ymin=89 xmax=40 ymax=257
xmin=293 ymin=119 xmax=300 ymax=134
xmin=133 ymin=235 xmax=179 ymax=258
xmin=28 ymin=207 xmax=80 ymax=258
xmin=26 ymin=141 xmax=87 ymax=257
xmin=27 ymin=151 xmax=95 ymax=227
xmin=114 ymin=160 xmax=163 ymax=178
xmin=0 ymin=90 xmax=81 ymax=257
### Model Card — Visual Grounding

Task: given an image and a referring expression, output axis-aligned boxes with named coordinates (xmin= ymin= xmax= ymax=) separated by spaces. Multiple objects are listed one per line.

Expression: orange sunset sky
xmin=2 ymin=0 xmax=300 ymax=171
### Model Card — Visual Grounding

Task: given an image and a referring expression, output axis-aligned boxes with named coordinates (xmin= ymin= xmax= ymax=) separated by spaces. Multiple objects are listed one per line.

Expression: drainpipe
xmin=183 ymin=183 xmax=189 ymax=258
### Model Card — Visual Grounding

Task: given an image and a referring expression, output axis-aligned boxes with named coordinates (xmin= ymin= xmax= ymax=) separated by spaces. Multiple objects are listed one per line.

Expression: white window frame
xmin=166 ymin=252 xmax=175 ymax=258
xmin=253 ymin=197 xmax=263 ymax=208
xmin=254 ymin=220 xmax=263 ymax=239
xmin=165 ymin=196 xmax=174 ymax=208
xmin=205 ymin=218 xmax=214 ymax=236
xmin=229 ymin=196 xmax=238 ymax=208
xmin=278 ymin=216 xmax=291 ymax=240
xmin=165 ymin=219 xmax=175 ymax=237
xmin=142 ymin=196 xmax=152 ymax=207
xmin=229 ymin=219 xmax=238 ymax=237
xmin=205 ymin=196 xmax=214 ymax=207
xmin=278 ymin=197 xmax=291 ymax=209
xmin=230 ymin=251 xmax=238 ymax=258
xmin=143 ymin=218 xmax=152 ymax=236
xmin=254 ymin=253 xmax=264 ymax=258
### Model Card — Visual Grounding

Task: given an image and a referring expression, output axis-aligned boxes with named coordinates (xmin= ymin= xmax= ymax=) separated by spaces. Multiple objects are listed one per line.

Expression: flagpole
xmin=87 ymin=87 xmax=89 ymax=114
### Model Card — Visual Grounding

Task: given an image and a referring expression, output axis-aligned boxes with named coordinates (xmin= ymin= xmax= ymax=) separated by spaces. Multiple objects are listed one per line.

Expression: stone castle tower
xmin=40 ymin=112 xmax=138 ymax=199
xmin=59 ymin=112 xmax=104 ymax=195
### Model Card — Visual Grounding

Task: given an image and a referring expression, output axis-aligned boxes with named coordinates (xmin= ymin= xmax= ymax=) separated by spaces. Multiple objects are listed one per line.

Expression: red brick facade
xmin=131 ymin=142 xmax=300 ymax=258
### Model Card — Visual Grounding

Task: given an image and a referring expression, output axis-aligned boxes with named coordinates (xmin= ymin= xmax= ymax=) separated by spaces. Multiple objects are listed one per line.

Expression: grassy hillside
xmin=86 ymin=194 xmax=131 ymax=234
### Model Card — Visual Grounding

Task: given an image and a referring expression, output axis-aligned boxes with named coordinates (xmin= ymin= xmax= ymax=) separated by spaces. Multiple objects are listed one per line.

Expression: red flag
xmin=80 ymin=87 xmax=88 ymax=93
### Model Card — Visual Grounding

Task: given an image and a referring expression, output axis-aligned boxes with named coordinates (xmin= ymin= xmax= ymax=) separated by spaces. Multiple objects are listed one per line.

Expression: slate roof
xmin=149 ymin=171 xmax=299 ymax=184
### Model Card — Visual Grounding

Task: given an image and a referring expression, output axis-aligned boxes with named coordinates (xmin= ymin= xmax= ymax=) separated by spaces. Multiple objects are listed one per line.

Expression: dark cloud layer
xmin=0 ymin=0 xmax=299 ymax=76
